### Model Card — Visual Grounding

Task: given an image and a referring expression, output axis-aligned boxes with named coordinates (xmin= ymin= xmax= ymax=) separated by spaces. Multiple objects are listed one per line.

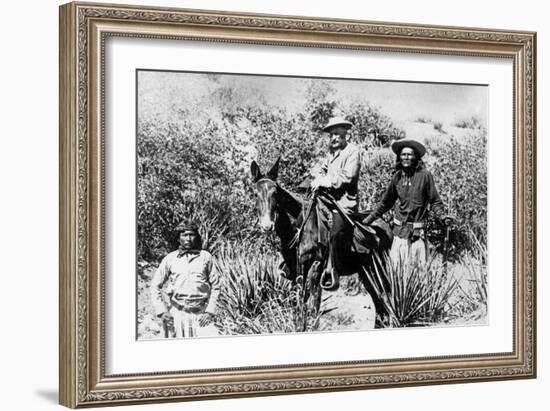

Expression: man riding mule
xmin=310 ymin=116 xmax=362 ymax=290
xmin=250 ymin=132 xmax=393 ymax=325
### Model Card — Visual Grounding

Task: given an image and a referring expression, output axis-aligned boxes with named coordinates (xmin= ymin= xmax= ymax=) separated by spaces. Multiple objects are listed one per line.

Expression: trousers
xmin=330 ymin=211 xmax=354 ymax=275
xmin=389 ymin=235 xmax=427 ymax=269
xmin=167 ymin=306 xmax=219 ymax=338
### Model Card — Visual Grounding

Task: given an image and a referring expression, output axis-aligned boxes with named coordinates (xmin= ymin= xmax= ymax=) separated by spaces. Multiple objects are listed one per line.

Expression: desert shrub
xmin=433 ymin=121 xmax=445 ymax=133
xmin=359 ymin=146 xmax=396 ymax=213
xmin=308 ymin=101 xmax=337 ymax=133
xmin=345 ymin=102 xmax=405 ymax=148
xmin=137 ymin=116 xmax=265 ymax=261
xmin=244 ymin=107 xmax=323 ymax=191
xmin=303 ymin=79 xmax=337 ymax=133
xmin=425 ymin=131 xmax=487 ymax=256
xmin=453 ymin=115 xmax=484 ymax=130
xmin=415 ymin=116 xmax=432 ymax=124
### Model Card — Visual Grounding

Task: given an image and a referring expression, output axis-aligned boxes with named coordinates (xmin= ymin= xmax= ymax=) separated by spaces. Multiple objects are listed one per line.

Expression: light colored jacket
xmin=151 ymin=250 xmax=219 ymax=315
xmin=322 ymin=142 xmax=361 ymax=213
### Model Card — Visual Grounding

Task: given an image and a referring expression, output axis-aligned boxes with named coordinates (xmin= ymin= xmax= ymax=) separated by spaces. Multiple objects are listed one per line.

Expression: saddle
xmin=351 ymin=214 xmax=393 ymax=254
xmin=311 ymin=195 xmax=392 ymax=290
xmin=315 ymin=199 xmax=393 ymax=255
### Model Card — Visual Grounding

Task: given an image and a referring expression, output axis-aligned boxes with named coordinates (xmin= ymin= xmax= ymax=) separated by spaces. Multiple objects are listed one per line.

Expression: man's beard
xmin=401 ymin=158 xmax=418 ymax=171
xmin=330 ymin=141 xmax=345 ymax=153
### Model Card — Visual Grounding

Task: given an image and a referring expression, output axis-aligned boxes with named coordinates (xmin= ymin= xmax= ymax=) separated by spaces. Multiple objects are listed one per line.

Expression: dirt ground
xmin=318 ymin=276 xmax=377 ymax=331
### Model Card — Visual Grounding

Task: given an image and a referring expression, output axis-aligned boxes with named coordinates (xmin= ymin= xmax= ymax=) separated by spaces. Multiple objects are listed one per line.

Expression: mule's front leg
xmin=305 ymin=261 xmax=322 ymax=315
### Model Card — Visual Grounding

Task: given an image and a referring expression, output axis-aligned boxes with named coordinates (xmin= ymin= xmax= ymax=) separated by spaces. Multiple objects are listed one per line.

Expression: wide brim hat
xmin=322 ymin=116 xmax=352 ymax=132
xmin=391 ymin=138 xmax=427 ymax=158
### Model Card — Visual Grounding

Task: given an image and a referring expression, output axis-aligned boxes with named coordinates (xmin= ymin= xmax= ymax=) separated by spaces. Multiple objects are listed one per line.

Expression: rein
xmin=255 ymin=177 xmax=322 ymax=280
xmin=289 ymin=192 xmax=317 ymax=250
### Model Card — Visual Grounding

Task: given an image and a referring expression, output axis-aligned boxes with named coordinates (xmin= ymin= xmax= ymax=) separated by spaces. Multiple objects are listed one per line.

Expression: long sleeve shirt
xmin=370 ymin=167 xmax=445 ymax=238
xmin=150 ymin=250 xmax=219 ymax=316
xmin=321 ymin=142 xmax=361 ymax=213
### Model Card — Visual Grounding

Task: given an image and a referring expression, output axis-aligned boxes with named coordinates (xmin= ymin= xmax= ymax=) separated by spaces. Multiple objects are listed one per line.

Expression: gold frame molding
xmin=59 ymin=1 xmax=536 ymax=408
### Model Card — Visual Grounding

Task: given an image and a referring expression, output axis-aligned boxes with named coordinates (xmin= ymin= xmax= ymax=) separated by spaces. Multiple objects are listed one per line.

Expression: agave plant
xmin=363 ymin=254 xmax=459 ymax=327
xmin=213 ymin=243 xmax=325 ymax=335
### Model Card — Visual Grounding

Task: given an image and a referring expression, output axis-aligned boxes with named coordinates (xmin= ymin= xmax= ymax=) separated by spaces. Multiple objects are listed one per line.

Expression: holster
xmin=394 ymin=218 xmax=425 ymax=242
xmin=410 ymin=227 xmax=425 ymax=242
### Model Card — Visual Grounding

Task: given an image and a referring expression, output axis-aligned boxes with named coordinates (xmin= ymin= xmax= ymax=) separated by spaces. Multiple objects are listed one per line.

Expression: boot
xmin=320 ymin=267 xmax=340 ymax=290
xmin=277 ymin=257 xmax=292 ymax=280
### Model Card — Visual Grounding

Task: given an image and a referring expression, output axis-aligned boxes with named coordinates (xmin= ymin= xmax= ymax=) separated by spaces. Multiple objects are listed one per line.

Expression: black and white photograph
xmin=136 ymin=70 xmax=488 ymax=340
xmin=1 ymin=0 xmax=544 ymax=408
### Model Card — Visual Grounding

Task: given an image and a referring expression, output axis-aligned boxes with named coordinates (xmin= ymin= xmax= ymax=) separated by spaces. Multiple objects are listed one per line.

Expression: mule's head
xmin=251 ymin=158 xmax=280 ymax=232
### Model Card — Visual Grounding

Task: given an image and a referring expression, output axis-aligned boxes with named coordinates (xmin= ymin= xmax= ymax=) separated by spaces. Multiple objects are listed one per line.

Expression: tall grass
xmin=214 ymin=243 xmax=324 ymax=334
xmin=363 ymin=255 xmax=459 ymax=327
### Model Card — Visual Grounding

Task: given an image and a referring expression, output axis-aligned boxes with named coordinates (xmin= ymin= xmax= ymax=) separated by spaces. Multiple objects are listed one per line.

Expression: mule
xmin=250 ymin=158 xmax=392 ymax=326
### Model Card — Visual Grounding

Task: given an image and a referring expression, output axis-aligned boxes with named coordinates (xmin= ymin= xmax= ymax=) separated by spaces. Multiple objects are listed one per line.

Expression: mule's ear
xmin=266 ymin=157 xmax=280 ymax=181
xmin=250 ymin=160 xmax=263 ymax=182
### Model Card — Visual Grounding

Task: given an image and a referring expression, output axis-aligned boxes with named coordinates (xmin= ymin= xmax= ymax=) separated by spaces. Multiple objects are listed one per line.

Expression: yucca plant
xmin=223 ymin=289 xmax=326 ymax=334
xmin=214 ymin=243 xmax=325 ymax=334
xmin=214 ymin=245 xmax=286 ymax=318
xmin=363 ymin=254 xmax=459 ymax=327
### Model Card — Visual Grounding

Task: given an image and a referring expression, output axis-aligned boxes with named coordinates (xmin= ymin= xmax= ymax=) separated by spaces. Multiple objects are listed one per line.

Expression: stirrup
xmin=320 ymin=268 xmax=339 ymax=290
xmin=277 ymin=260 xmax=292 ymax=280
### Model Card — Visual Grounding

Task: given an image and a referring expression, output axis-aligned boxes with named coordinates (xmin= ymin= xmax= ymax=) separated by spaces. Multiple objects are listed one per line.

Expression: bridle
xmin=255 ymin=177 xmax=280 ymax=229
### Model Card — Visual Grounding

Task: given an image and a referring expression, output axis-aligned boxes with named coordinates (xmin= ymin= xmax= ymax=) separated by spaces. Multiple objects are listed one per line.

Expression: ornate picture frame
xmin=59 ymin=1 xmax=536 ymax=408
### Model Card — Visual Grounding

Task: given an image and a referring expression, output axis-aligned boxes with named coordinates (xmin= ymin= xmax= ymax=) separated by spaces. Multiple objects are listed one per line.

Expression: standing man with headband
xmin=150 ymin=219 xmax=220 ymax=338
